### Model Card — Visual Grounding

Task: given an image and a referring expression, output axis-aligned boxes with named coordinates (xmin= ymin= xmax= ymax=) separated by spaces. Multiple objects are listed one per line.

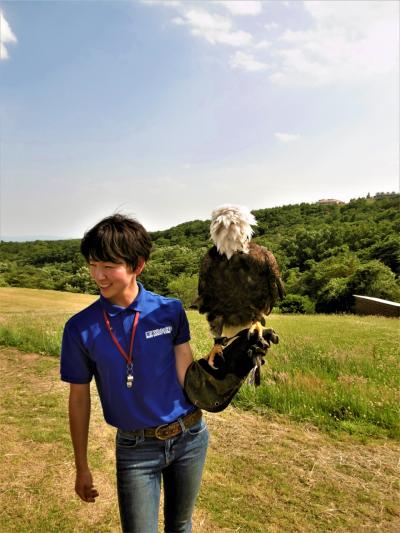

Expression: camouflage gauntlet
xmin=184 ymin=328 xmax=279 ymax=413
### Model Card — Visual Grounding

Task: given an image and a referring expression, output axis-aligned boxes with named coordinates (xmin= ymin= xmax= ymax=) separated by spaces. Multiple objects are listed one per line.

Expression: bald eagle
xmin=196 ymin=205 xmax=285 ymax=371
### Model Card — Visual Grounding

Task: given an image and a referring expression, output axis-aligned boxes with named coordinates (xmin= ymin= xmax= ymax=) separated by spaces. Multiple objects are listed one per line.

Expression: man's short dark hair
xmin=80 ymin=214 xmax=152 ymax=271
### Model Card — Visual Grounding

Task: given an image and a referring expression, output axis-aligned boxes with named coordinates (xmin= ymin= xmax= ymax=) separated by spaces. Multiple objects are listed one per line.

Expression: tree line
xmin=1 ymin=193 xmax=399 ymax=313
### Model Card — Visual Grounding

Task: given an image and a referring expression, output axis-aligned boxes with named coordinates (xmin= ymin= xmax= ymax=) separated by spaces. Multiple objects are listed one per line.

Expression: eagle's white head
xmin=210 ymin=204 xmax=257 ymax=260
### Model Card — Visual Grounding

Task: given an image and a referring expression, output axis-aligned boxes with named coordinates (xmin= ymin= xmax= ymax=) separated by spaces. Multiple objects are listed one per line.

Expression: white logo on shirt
xmin=145 ymin=326 xmax=172 ymax=339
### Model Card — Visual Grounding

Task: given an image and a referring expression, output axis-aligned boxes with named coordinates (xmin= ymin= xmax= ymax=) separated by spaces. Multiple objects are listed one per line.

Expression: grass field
xmin=1 ymin=287 xmax=398 ymax=439
xmin=0 ymin=288 xmax=97 ymax=356
xmin=0 ymin=287 xmax=399 ymax=531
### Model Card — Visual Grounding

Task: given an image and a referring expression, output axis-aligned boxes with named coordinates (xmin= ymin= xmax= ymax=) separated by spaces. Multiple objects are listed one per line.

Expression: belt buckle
xmin=154 ymin=423 xmax=170 ymax=440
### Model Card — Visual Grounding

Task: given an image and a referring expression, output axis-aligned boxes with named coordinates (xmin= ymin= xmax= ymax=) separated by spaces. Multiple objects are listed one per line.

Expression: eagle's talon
xmin=248 ymin=321 xmax=265 ymax=341
xmin=207 ymin=344 xmax=224 ymax=369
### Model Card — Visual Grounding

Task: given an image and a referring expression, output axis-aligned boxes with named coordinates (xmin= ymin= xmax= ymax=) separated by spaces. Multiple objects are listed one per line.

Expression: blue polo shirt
xmin=60 ymin=283 xmax=194 ymax=430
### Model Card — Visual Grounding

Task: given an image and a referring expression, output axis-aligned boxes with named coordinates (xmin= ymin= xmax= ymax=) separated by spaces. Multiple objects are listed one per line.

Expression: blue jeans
xmin=116 ymin=417 xmax=209 ymax=533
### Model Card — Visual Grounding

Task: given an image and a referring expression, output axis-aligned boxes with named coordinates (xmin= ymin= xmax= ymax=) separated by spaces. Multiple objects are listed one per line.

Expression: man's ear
xmin=134 ymin=258 xmax=145 ymax=276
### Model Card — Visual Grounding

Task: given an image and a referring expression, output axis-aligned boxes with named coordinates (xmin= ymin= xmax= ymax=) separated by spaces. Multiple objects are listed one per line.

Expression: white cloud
xmin=171 ymin=16 xmax=185 ymax=26
xmin=304 ymin=0 xmax=393 ymax=26
xmin=215 ymin=1 xmax=263 ymax=16
xmin=264 ymin=22 xmax=279 ymax=31
xmin=185 ymin=9 xmax=231 ymax=33
xmin=255 ymin=39 xmax=271 ymax=50
xmin=0 ymin=10 xmax=17 ymax=60
xmin=230 ymin=51 xmax=268 ymax=72
xmin=141 ymin=0 xmax=183 ymax=6
xmin=173 ymin=8 xmax=253 ymax=47
xmin=209 ymin=29 xmax=252 ymax=47
xmin=270 ymin=1 xmax=399 ymax=87
xmin=143 ymin=0 xmax=399 ymax=85
xmin=274 ymin=132 xmax=301 ymax=143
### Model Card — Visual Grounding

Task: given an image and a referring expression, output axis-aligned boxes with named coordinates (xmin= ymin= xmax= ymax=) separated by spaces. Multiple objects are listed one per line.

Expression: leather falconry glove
xmin=184 ymin=327 xmax=279 ymax=413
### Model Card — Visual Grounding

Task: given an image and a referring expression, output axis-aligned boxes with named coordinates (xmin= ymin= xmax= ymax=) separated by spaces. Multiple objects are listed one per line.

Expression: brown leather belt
xmin=124 ymin=408 xmax=202 ymax=441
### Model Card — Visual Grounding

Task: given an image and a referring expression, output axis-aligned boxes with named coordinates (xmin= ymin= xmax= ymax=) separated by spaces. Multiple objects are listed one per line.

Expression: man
xmin=60 ymin=214 xmax=208 ymax=533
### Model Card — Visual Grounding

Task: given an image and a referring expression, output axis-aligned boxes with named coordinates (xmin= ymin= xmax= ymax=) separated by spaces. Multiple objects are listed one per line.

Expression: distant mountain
xmin=1 ymin=193 xmax=399 ymax=313
xmin=0 ymin=235 xmax=75 ymax=243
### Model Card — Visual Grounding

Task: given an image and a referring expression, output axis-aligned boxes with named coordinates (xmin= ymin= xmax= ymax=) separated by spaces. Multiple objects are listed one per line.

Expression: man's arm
xmin=174 ymin=342 xmax=194 ymax=387
xmin=69 ymin=383 xmax=99 ymax=503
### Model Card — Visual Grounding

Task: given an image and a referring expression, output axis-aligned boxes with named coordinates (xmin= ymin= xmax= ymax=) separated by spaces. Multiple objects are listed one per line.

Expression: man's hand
xmin=75 ymin=468 xmax=99 ymax=503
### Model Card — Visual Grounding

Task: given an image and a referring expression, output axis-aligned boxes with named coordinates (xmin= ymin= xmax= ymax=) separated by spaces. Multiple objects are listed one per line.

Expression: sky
xmin=0 ymin=0 xmax=399 ymax=239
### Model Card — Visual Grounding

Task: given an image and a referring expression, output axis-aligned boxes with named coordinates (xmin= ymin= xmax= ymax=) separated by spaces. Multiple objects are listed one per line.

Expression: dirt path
xmin=0 ymin=347 xmax=399 ymax=532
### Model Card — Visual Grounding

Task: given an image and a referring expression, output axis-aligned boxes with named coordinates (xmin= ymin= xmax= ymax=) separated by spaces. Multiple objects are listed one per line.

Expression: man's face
xmin=89 ymin=260 xmax=136 ymax=305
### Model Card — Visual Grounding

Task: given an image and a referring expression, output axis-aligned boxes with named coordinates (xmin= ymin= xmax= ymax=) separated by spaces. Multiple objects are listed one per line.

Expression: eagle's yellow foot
xmin=207 ymin=343 xmax=224 ymax=369
xmin=248 ymin=321 xmax=264 ymax=341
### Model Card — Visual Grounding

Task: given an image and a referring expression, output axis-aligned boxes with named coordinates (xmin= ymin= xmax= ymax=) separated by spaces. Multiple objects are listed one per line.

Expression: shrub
xmin=279 ymin=294 xmax=315 ymax=314
xmin=167 ymin=274 xmax=198 ymax=308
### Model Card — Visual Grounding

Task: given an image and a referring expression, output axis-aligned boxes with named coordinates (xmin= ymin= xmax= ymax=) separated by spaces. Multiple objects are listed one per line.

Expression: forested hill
xmin=1 ymin=193 xmax=399 ymax=313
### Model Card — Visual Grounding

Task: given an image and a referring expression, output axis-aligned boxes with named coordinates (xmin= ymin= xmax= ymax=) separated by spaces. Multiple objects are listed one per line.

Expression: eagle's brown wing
xmin=197 ymin=243 xmax=285 ymax=335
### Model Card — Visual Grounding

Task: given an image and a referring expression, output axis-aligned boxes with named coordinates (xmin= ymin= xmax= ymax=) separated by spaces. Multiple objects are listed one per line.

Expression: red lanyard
xmin=102 ymin=309 xmax=140 ymax=365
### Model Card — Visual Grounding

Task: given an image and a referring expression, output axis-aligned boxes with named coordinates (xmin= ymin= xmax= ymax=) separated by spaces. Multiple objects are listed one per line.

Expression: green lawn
xmin=0 ymin=288 xmax=399 ymax=531
xmin=1 ymin=287 xmax=399 ymax=439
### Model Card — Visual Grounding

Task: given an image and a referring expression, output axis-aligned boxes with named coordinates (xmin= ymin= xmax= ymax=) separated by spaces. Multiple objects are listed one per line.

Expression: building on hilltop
xmin=352 ymin=295 xmax=400 ymax=318
xmin=318 ymin=199 xmax=346 ymax=205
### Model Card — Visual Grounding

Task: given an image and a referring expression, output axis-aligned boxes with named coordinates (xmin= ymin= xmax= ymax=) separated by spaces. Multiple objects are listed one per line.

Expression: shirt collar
xmin=100 ymin=282 xmax=146 ymax=316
